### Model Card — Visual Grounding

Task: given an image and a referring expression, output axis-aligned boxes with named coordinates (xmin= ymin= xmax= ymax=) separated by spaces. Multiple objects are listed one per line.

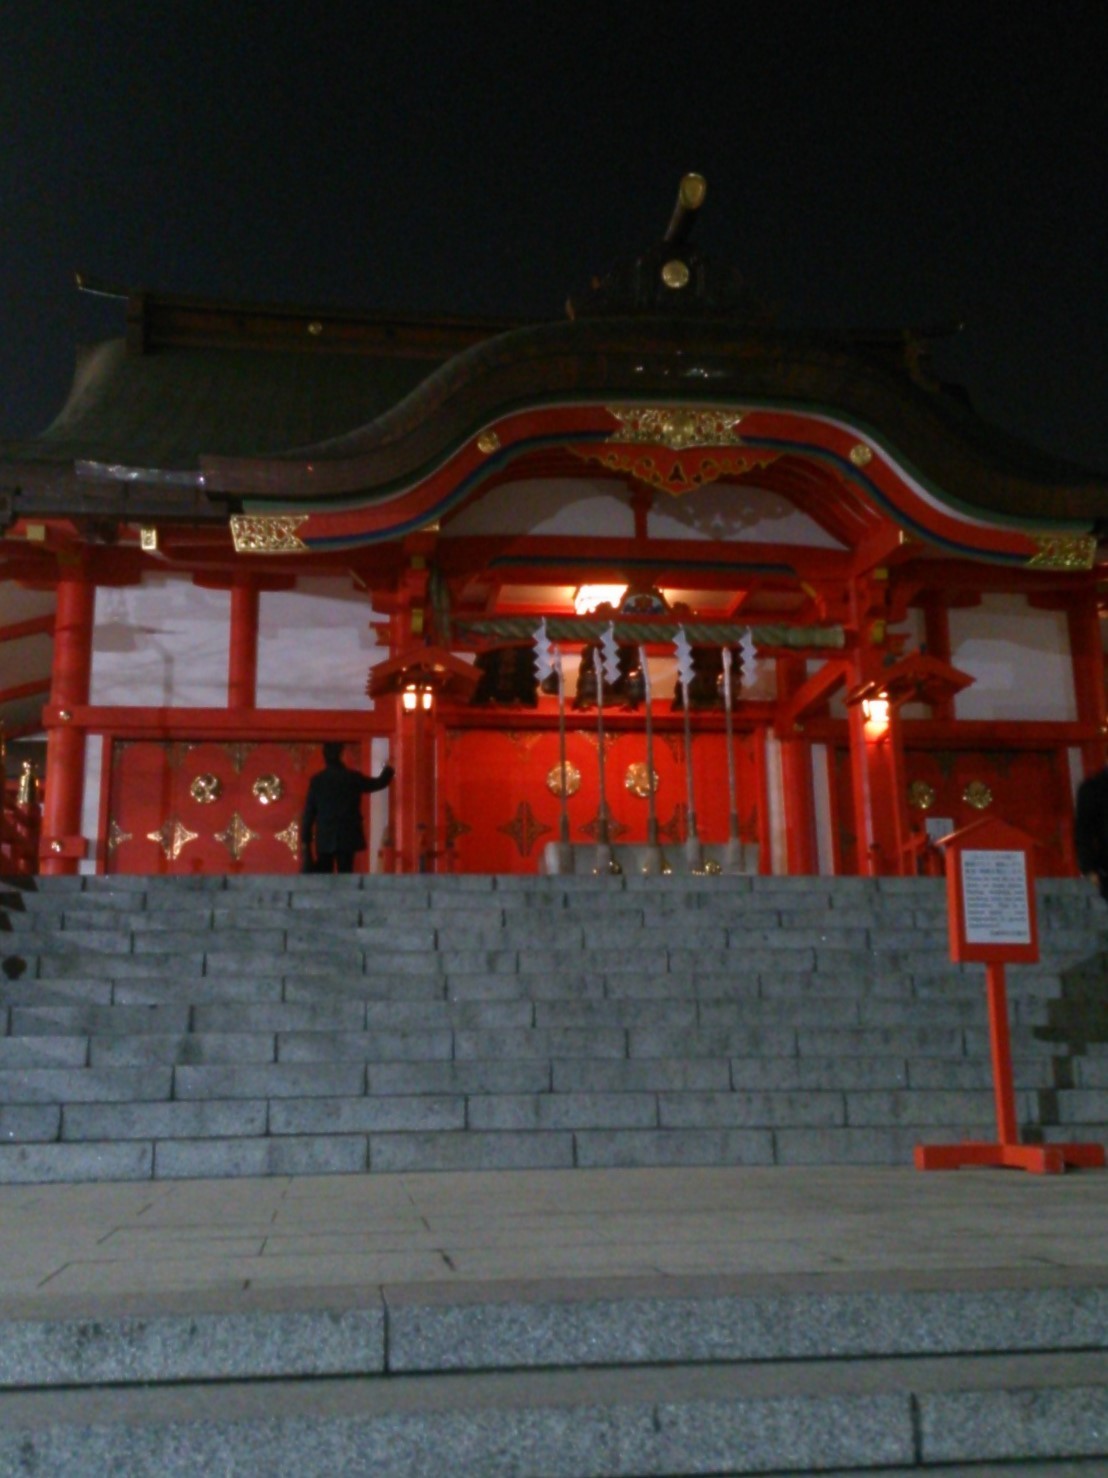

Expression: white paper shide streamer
xmin=600 ymin=622 xmax=621 ymax=686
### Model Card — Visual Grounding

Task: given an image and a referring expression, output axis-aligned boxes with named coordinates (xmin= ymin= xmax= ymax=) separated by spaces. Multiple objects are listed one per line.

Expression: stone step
xmin=1 ymin=1273 xmax=1103 ymax=1388
xmin=0 ymin=1350 xmax=1103 ymax=1475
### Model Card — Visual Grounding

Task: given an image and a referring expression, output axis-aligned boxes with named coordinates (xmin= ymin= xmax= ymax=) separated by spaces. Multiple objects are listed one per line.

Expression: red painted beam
xmin=0 ymin=614 xmax=54 ymax=644
xmin=0 ymin=679 xmax=50 ymax=704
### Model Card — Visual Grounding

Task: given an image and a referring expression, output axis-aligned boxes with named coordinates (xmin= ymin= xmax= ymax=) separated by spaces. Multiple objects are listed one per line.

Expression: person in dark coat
xmin=1074 ymin=765 xmax=1108 ymax=902
xmin=301 ymin=742 xmax=394 ymax=874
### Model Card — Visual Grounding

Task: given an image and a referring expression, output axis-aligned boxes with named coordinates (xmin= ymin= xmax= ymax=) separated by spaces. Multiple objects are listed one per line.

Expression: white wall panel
xmin=648 ymin=484 xmax=846 ymax=547
xmin=79 ymin=734 xmax=103 ymax=876
xmin=951 ymin=594 xmax=1074 ymax=721
xmin=444 ymin=478 xmax=635 ymax=537
xmin=257 ymin=579 xmax=387 ymax=711
xmin=90 ymin=577 xmax=230 ymax=707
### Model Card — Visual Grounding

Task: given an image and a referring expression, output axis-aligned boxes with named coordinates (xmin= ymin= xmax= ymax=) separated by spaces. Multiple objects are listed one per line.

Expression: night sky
xmin=2 ymin=1 xmax=1106 ymax=471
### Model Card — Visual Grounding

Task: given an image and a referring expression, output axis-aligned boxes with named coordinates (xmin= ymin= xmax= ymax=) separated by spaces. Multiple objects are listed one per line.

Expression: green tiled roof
xmin=1 ymin=338 xmax=442 ymax=471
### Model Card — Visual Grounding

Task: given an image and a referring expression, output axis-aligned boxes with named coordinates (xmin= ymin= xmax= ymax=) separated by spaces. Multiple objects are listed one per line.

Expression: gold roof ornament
xmin=606 ymin=405 xmax=745 ymax=452
xmin=230 ymin=514 xmax=309 ymax=554
xmin=1026 ymin=533 xmax=1097 ymax=571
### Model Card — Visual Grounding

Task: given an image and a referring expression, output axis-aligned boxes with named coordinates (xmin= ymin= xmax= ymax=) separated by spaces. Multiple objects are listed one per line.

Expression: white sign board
xmin=960 ymin=848 xmax=1031 ymax=946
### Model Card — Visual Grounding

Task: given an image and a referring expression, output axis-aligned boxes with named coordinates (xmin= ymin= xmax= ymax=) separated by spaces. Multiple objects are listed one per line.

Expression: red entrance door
xmin=831 ymin=744 xmax=1076 ymax=877
xmin=104 ymin=739 xmax=369 ymax=874
xmin=440 ymin=727 xmax=761 ymax=873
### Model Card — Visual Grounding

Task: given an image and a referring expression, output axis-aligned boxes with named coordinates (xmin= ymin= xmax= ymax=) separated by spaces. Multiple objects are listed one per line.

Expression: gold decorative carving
xmin=106 ymin=819 xmax=132 ymax=855
xmin=215 ymin=812 xmax=258 ymax=862
xmin=229 ymin=514 xmax=309 ymax=554
xmin=849 ymin=443 xmax=874 ymax=467
xmin=476 ymin=430 xmax=501 ymax=454
xmin=444 ymin=803 xmax=472 ymax=849
xmin=252 ymin=773 xmax=284 ymax=805
xmin=580 ymin=810 xmax=630 ymax=843
xmin=307 ymin=321 xmax=323 ymax=336
xmin=16 ymin=761 xmax=37 ymax=805
xmin=547 ymin=761 xmax=581 ymax=798
xmin=506 ymin=731 xmax=543 ymax=756
xmin=275 ymin=820 xmax=300 ymax=856
xmin=281 ymin=742 xmax=316 ymax=772
xmin=1027 ymin=533 xmax=1097 ymax=571
xmin=962 ymin=780 xmax=993 ymax=810
xmin=657 ymin=803 xmax=687 ymax=844
xmin=625 ymin=762 xmax=659 ymax=798
xmin=661 ymin=259 xmax=690 ymax=289
xmin=577 ymin=731 xmax=619 ymax=756
xmin=907 ymin=779 xmax=936 ymax=811
xmin=140 ymin=527 xmax=158 ymax=551
xmin=606 ymin=405 xmax=746 ymax=451
xmin=147 ymin=816 xmax=198 ymax=861
xmin=222 ymin=742 xmax=256 ymax=775
xmin=578 ymin=407 xmax=776 ymax=495
xmin=164 ymin=741 xmax=196 ymax=771
xmin=497 ymin=801 xmax=551 ymax=857
xmin=190 ymin=773 xmax=222 ymax=805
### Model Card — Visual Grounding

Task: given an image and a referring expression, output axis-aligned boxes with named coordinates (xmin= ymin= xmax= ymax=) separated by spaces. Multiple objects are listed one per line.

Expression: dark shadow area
xmin=1025 ymin=949 xmax=1108 ymax=1142
xmin=0 ymin=880 xmax=33 ymax=978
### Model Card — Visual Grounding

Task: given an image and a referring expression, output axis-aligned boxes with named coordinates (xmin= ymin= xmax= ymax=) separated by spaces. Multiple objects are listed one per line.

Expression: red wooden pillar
xmin=882 ymin=704 xmax=913 ymax=873
xmin=776 ymin=657 xmax=817 ymax=873
xmin=228 ymin=578 xmax=259 ymax=710
xmin=846 ymin=678 xmax=880 ymax=876
xmin=41 ymin=569 xmax=95 ymax=875
xmin=391 ymin=690 xmax=437 ymax=872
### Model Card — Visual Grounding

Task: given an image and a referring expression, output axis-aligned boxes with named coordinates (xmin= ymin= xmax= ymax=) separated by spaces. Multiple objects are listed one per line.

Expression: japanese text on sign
xmin=959 ymin=849 xmax=1031 ymax=945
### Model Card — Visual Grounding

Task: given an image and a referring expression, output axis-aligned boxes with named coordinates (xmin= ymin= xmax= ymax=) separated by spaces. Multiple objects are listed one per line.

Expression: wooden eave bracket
xmin=366 ymin=644 xmax=481 ymax=702
xmin=776 ymin=658 xmax=851 ymax=734
xmin=849 ymin=651 xmax=974 ymax=710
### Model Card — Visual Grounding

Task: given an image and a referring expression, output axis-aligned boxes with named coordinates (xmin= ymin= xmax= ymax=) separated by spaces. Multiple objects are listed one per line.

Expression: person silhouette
xmin=301 ymin=742 xmax=394 ymax=874
xmin=1074 ymin=765 xmax=1108 ymax=903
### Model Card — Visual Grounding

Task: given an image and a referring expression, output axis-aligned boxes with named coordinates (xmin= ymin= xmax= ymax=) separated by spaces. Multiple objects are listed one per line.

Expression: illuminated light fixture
xmin=573 ymin=584 xmax=627 ymax=616
xmin=862 ymin=696 xmax=890 ymax=731
xmin=401 ymin=682 xmax=434 ymax=712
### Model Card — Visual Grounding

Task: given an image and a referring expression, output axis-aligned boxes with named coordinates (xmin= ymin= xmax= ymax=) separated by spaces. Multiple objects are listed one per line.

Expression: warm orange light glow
xmin=573 ymin=584 xmax=627 ymax=616
xmin=402 ymin=682 xmax=434 ymax=712
xmin=862 ymin=696 xmax=890 ymax=732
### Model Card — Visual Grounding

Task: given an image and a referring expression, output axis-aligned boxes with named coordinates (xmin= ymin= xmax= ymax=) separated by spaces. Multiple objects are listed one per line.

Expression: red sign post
xmin=915 ymin=815 xmax=1105 ymax=1175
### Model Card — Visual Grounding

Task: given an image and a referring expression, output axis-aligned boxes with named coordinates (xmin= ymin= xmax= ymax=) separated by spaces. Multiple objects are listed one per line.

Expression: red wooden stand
xmin=915 ymin=817 xmax=1105 ymax=1176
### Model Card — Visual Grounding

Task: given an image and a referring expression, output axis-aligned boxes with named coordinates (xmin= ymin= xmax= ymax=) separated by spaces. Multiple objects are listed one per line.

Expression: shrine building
xmin=3 ymin=175 xmax=1107 ymax=880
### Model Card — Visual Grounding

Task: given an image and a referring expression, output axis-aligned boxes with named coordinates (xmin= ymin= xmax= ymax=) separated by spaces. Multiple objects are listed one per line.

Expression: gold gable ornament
xmin=571 ymin=405 xmax=778 ymax=497
xmin=230 ymin=514 xmax=309 ymax=555
xmin=1027 ymin=533 xmax=1096 ymax=571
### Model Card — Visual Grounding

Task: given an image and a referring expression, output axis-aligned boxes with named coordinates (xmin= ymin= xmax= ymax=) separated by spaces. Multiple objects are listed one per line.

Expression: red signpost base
xmin=915 ymin=1141 xmax=1106 ymax=1175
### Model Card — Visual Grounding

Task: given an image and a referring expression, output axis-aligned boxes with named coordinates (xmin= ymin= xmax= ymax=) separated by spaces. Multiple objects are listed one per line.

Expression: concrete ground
xmin=0 ymin=1164 xmax=1105 ymax=1307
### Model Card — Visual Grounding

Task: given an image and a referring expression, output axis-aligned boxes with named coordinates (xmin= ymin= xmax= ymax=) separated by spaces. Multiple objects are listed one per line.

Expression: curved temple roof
xmin=3 ymin=177 xmax=1108 ymax=559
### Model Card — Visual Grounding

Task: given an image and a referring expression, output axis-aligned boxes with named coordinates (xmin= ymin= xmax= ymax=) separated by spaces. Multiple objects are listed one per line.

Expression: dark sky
xmin=2 ymin=1 xmax=1106 ymax=471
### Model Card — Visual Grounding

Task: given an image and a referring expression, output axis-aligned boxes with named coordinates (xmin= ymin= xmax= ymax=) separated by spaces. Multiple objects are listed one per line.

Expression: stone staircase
xmin=1 ymin=873 xmax=1106 ymax=1184
xmin=0 ymin=1266 xmax=1106 ymax=1473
